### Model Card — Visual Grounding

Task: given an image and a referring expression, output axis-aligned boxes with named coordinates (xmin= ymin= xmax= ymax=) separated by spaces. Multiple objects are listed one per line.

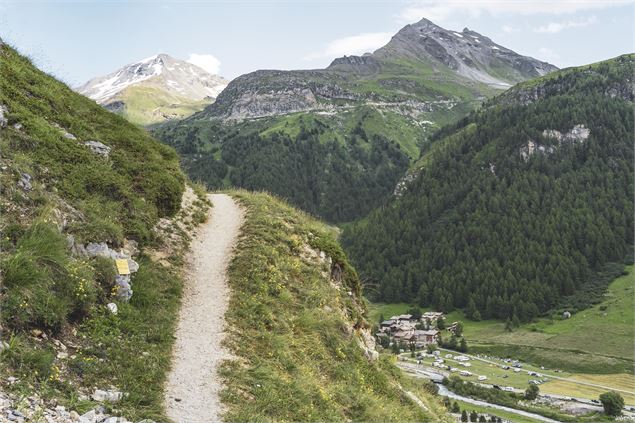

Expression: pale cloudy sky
xmin=0 ymin=0 xmax=633 ymax=85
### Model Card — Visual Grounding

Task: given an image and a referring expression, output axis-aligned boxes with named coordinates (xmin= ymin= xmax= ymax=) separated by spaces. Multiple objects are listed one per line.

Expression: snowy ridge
xmin=77 ymin=54 xmax=229 ymax=105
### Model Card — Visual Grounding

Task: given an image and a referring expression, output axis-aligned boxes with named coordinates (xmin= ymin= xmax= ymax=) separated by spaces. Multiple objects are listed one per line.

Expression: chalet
xmin=392 ymin=330 xmax=414 ymax=343
xmin=414 ymin=329 xmax=439 ymax=344
xmin=391 ymin=314 xmax=415 ymax=322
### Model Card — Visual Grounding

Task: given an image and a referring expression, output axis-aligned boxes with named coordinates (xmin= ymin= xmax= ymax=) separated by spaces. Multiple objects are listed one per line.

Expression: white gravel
xmin=165 ymin=193 xmax=243 ymax=423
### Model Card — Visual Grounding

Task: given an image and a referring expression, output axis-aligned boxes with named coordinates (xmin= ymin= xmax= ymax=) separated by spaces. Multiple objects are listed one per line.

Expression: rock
xmin=69 ymin=411 xmax=80 ymax=421
xmin=0 ymin=105 xmax=8 ymax=128
xmin=114 ymin=275 xmax=132 ymax=301
xmin=106 ymin=303 xmax=118 ymax=315
xmin=91 ymin=389 xmax=123 ymax=402
xmin=85 ymin=242 xmax=111 ymax=258
xmin=30 ymin=329 xmax=42 ymax=337
xmin=122 ymin=239 xmax=139 ymax=256
xmin=17 ymin=172 xmax=32 ymax=192
xmin=127 ymin=259 xmax=139 ymax=273
xmin=79 ymin=409 xmax=96 ymax=423
xmin=13 ymin=123 xmax=22 ymax=130
xmin=56 ymin=351 xmax=69 ymax=359
xmin=83 ymin=141 xmax=111 ymax=158
xmin=63 ymin=131 xmax=77 ymax=140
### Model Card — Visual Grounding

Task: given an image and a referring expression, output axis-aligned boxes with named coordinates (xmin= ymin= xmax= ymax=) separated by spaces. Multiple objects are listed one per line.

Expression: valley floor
xmin=369 ymin=265 xmax=635 ymax=410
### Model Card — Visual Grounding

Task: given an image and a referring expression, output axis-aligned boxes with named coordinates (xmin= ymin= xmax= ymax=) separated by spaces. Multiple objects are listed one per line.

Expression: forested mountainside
xmin=221 ymin=191 xmax=450 ymax=422
xmin=342 ymin=55 xmax=634 ymax=322
xmin=156 ymin=109 xmax=411 ymax=222
xmin=155 ymin=18 xmax=555 ymax=223
xmin=0 ymin=42 xmax=192 ymax=417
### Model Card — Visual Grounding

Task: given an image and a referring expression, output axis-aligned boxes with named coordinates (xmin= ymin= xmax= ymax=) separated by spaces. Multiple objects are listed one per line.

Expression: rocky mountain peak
xmin=78 ymin=54 xmax=229 ymax=105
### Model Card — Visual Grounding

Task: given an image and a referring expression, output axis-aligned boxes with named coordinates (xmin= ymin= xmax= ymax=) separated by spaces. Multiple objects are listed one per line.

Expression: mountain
xmin=199 ymin=17 xmax=555 ymax=122
xmin=154 ymin=18 xmax=556 ymax=223
xmin=78 ymin=54 xmax=229 ymax=126
xmin=341 ymin=54 xmax=634 ymax=321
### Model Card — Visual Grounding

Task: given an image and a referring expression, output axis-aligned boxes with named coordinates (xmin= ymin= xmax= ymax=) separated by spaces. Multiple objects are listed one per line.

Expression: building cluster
xmin=377 ymin=311 xmax=443 ymax=348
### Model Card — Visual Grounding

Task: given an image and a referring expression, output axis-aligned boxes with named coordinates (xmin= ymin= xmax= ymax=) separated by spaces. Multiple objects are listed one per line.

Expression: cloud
xmin=398 ymin=0 xmax=631 ymax=25
xmin=533 ymin=16 xmax=597 ymax=33
xmin=304 ymin=32 xmax=393 ymax=61
xmin=187 ymin=53 xmax=221 ymax=74
xmin=501 ymin=25 xmax=519 ymax=33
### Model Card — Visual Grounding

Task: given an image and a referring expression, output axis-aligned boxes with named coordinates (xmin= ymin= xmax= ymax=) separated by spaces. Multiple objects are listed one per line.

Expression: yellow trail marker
xmin=115 ymin=259 xmax=130 ymax=275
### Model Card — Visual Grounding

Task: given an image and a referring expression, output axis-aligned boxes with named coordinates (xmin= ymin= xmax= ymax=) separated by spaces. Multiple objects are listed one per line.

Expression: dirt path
xmin=165 ymin=193 xmax=243 ymax=422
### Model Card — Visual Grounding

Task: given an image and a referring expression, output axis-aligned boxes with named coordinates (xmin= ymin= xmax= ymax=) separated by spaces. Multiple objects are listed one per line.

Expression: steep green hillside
xmin=0 ymin=43 xmax=196 ymax=418
xmin=342 ymin=55 xmax=634 ymax=321
xmin=107 ymin=84 xmax=211 ymax=127
xmin=221 ymin=191 xmax=451 ymax=422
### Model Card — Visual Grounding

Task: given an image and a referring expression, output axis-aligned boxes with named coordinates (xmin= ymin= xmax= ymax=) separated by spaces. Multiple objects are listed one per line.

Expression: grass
xmin=368 ymin=302 xmax=413 ymax=323
xmin=220 ymin=190 xmax=452 ymax=422
xmin=116 ymin=85 xmax=212 ymax=127
xmin=451 ymin=399 xmax=544 ymax=423
xmin=541 ymin=374 xmax=635 ymax=406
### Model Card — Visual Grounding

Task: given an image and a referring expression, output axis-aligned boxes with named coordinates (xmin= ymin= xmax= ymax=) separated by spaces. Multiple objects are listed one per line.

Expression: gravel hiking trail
xmin=165 ymin=193 xmax=243 ymax=422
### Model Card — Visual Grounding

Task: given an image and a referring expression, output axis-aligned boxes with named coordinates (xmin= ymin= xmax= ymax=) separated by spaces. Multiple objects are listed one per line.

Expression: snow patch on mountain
xmin=77 ymin=54 xmax=229 ymax=105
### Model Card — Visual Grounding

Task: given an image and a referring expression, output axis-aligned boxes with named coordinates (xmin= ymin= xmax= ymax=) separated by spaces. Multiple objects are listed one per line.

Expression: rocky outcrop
xmin=542 ymin=124 xmax=590 ymax=144
xmin=83 ymin=140 xmax=111 ymax=157
xmin=520 ymin=124 xmax=590 ymax=161
xmin=0 ymin=389 xmax=148 ymax=423
xmin=69 ymin=239 xmax=139 ymax=301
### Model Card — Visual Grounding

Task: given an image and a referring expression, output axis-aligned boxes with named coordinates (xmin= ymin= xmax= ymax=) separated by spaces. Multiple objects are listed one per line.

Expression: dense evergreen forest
xmin=342 ymin=56 xmax=634 ymax=322
xmin=155 ymin=116 xmax=411 ymax=222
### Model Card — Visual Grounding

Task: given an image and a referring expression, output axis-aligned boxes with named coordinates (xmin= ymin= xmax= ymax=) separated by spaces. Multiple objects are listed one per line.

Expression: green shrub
xmin=2 ymin=222 xmax=99 ymax=332
xmin=600 ymin=391 xmax=624 ymax=416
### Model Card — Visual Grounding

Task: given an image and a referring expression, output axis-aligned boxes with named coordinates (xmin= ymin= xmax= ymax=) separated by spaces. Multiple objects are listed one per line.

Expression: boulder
xmin=83 ymin=140 xmax=111 ymax=157
xmin=106 ymin=303 xmax=118 ymax=315
xmin=85 ymin=242 xmax=111 ymax=258
xmin=115 ymin=275 xmax=132 ymax=300
xmin=91 ymin=389 xmax=123 ymax=403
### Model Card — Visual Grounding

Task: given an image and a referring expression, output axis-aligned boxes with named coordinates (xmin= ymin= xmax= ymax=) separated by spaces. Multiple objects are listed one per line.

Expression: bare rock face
xmin=543 ymin=124 xmax=590 ymax=144
xmin=520 ymin=124 xmax=590 ymax=161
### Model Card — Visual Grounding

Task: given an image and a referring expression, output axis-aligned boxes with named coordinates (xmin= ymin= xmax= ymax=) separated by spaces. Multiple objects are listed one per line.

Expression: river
xmin=436 ymin=384 xmax=562 ymax=423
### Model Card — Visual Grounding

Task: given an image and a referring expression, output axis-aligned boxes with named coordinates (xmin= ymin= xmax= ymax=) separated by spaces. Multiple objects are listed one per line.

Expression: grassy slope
xmin=258 ymin=106 xmax=426 ymax=160
xmin=369 ymin=266 xmax=634 ymax=377
xmin=114 ymin=85 xmax=212 ymax=127
xmin=221 ymin=191 xmax=451 ymax=422
xmin=0 ymin=44 xmax=204 ymax=419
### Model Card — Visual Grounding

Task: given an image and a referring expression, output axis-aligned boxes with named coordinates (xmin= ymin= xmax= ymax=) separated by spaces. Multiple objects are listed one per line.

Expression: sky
xmin=0 ymin=0 xmax=633 ymax=86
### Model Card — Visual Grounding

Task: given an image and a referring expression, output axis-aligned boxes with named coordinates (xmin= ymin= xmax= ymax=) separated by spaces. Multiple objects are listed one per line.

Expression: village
xmin=376 ymin=311 xmax=463 ymax=350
